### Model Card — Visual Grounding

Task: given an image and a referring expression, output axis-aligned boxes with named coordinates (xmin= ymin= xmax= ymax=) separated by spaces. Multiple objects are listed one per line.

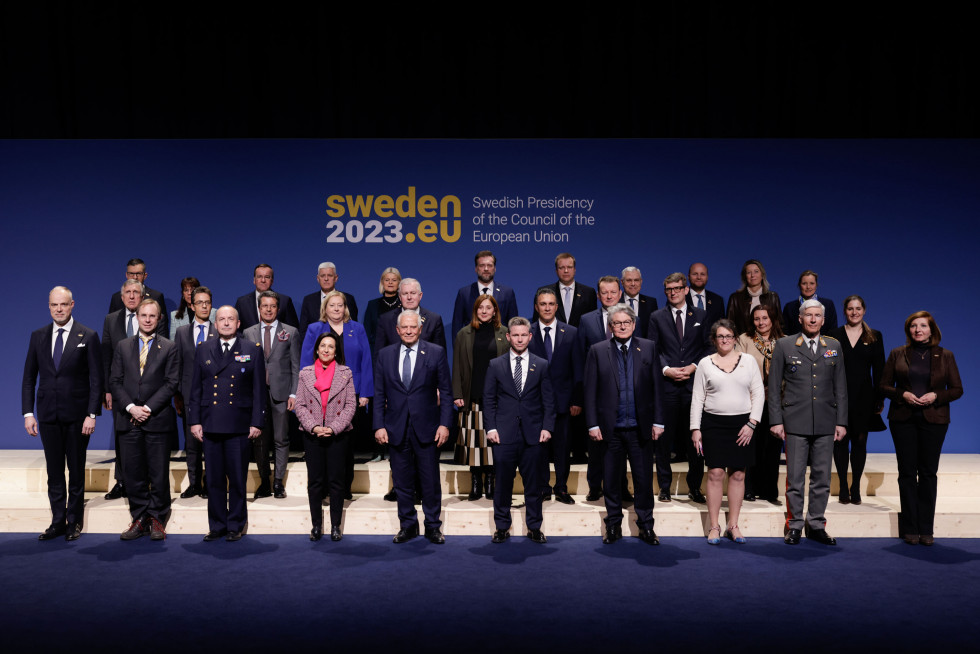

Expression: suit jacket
xmin=299 ymin=290 xmax=359 ymax=343
xmin=532 ymin=281 xmax=597 ymax=327
xmin=577 ymin=308 xmax=610 ymax=352
xmin=188 ymin=337 xmax=266 ymax=433
xmin=375 ymin=307 xmax=447 ymax=352
xmin=234 ymin=291 xmax=299 ymax=332
xmin=880 ymin=346 xmax=962 ymax=425
xmin=529 ymin=320 xmax=584 ymax=413
xmin=108 ymin=334 xmax=179 ymax=433
xmin=482 ymin=353 xmax=556 ymax=445
xmin=452 ymin=324 xmax=509 ymax=406
xmin=175 ymin=321 xmax=216 ymax=401
xmin=687 ymin=289 xmax=725 ymax=331
xmin=647 ymin=305 xmax=710 ymax=395
xmin=244 ymin=322 xmax=300 ymax=402
xmin=372 ymin=339 xmax=453 ymax=446
xmin=768 ymin=334 xmax=847 ymax=435
xmin=584 ymin=337 xmax=664 ymax=441
xmin=783 ymin=297 xmax=839 ymax=335
xmin=625 ymin=293 xmax=657 ymax=338
xmin=727 ymin=289 xmax=782 ymax=336
xmin=102 ymin=308 xmax=167 ymax=390
xmin=22 ymin=322 xmax=103 ymax=422
xmin=451 ymin=282 xmax=518 ymax=339
xmin=109 ymin=286 xmax=168 ymax=336
xmin=294 ymin=364 xmax=357 ymax=434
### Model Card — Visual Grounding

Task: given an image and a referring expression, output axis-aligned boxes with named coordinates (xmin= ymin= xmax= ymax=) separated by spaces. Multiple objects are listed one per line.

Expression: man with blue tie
xmin=686 ymin=262 xmax=726 ymax=329
xmin=648 ymin=272 xmax=710 ymax=503
xmin=620 ymin=266 xmax=657 ymax=339
xmin=483 ymin=317 xmax=555 ymax=543
xmin=374 ymin=311 xmax=453 ymax=544
xmin=173 ymin=286 xmax=216 ymax=498
xmin=23 ymin=286 xmax=103 ymax=541
xmin=450 ymin=250 xmax=519 ymax=339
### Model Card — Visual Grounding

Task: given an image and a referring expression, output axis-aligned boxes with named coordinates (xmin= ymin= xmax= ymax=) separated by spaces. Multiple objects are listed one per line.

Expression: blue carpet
xmin=2 ymin=534 xmax=978 ymax=652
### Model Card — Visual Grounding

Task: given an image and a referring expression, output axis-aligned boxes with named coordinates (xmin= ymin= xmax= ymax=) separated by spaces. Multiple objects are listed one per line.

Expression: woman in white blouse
xmin=690 ymin=319 xmax=765 ymax=544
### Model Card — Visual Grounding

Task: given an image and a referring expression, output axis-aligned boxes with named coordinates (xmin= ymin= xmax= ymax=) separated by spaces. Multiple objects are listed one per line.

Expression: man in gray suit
xmin=244 ymin=290 xmax=300 ymax=499
xmin=769 ymin=299 xmax=847 ymax=546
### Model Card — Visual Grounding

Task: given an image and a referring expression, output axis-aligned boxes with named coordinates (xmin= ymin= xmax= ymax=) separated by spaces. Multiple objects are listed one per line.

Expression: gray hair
xmin=799 ymin=298 xmax=825 ymax=316
xmin=621 ymin=266 xmax=641 ymax=277
xmin=397 ymin=311 xmax=421 ymax=328
xmin=606 ymin=303 xmax=635 ymax=323
xmin=399 ymin=278 xmax=422 ymax=294
xmin=318 ymin=261 xmax=337 ymax=274
xmin=121 ymin=279 xmax=144 ymax=294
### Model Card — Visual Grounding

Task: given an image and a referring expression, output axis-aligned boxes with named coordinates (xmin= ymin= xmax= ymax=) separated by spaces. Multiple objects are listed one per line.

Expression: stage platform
xmin=2 ymin=450 xmax=978 ymax=538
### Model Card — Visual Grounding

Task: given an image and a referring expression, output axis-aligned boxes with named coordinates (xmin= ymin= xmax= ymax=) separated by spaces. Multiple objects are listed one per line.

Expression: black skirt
xmin=700 ymin=411 xmax=754 ymax=469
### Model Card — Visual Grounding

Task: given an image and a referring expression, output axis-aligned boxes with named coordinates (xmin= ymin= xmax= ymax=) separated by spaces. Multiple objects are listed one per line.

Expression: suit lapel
xmin=682 ymin=310 xmax=698 ymax=346
xmin=57 ymin=328 xmax=86 ymax=370
xmin=410 ymin=345 xmax=427 ymax=391
xmin=606 ymin=341 xmax=621 ymax=391
xmin=796 ymin=336 xmax=817 ymax=362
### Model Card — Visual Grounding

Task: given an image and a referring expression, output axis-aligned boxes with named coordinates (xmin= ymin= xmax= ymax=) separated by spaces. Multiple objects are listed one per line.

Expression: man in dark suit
xmin=109 ymin=299 xmax=179 ymax=541
xmin=483 ymin=317 xmax=555 ymax=543
xmin=244 ymin=290 xmax=300 ymax=499
xmin=375 ymin=278 xmax=447 ymax=351
xmin=621 ymin=266 xmax=657 ymax=338
xmin=299 ymin=261 xmax=358 ymax=343
xmin=532 ymin=252 xmax=597 ymax=327
xmin=189 ymin=305 xmax=266 ymax=542
xmin=686 ymin=262 xmax=725 ymax=329
xmin=107 ymin=258 xmax=169 ymax=337
xmin=23 ymin=286 xmax=103 ymax=541
xmin=173 ymin=286 xmax=216 ymax=498
xmin=102 ymin=279 xmax=167 ymax=501
xmin=585 ymin=303 xmax=664 ymax=545
xmin=529 ymin=288 xmax=583 ymax=505
xmin=451 ymin=250 xmax=519 ymax=339
xmin=648 ymin=272 xmax=710 ymax=504
xmin=234 ymin=263 xmax=298 ymax=332
xmin=373 ymin=311 xmax=453 ymax=544
xmin=769 ymin=299 xmax=847 ymax=546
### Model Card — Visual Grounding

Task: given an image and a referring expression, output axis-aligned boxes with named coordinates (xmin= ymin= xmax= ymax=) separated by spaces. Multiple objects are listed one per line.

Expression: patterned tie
xmin=53 ymin=328 xmax=65 ymax=370
xmin=127 ymin=312 xmax=135 ymax=337
xmin=139 ymin=334 xmax=152 ymax=375
xmin=629 ymin=298 xmax=636 ymax=312
xmin=543 ymin=326 xmax=553 ymax=362
xmin=402 ymin=347 xmax=413 ymax=387
xmin=196 ymin=324 xmax=206 ymax=346
xmin=513 ymin=355 xmax=523 ymax=395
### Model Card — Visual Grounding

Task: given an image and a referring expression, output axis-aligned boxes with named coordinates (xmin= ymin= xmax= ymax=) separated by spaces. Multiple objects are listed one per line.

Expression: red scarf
xmin=314 ymin=359 xmax=337 ymax=418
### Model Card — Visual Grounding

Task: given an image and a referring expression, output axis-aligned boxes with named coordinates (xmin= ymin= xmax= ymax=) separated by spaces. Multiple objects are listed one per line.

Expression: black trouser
xmin=891 ymin=416 xmax=947 ymax=536
xmin=120 ymin=425 xmax=172 ymax=521
xmin=745 ymin=412 xmax=781 ymax=499
xmin=604 ymin=428 xmax=655 ymax=530
xmin=304 ymin=431 xmax=349 ymax=528
xmin=39 ymin=420 xmax=90 ymax=525
xmin=656 ymin=391 xmax=703 ymax=493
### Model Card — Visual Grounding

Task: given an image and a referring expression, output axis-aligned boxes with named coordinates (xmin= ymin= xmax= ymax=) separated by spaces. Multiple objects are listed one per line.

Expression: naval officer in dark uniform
xmin=189 ymin=305 xmax=266 ymax=542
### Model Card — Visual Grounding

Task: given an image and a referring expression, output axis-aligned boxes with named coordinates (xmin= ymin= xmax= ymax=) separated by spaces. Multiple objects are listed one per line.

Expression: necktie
xmin=629 ymin=298 xmax=636 ymax=312
xmin=620 ymin=343 xmax=629 ymax=364
xmin=402 ymin=347 xmax=413 ymax=386
xmin=675 ymin=309 xmax=684 ymax=341
xmin=139 ymin=334 xmax=152 ymax=375
xmin=811 ymin=340 xmax=817 ymax=356
xmin=127 ymin=312 xmax=135 ymax=337
xmin=543 ymin=326 xmax=553 ymax=362
xmin=264 ymin=325 xmax=272 ymax=384
xmin=513 ymin=355 xmax=523 ymax=395
xmin=53 ymin=328 xmax=65 ymax=370
xmin=482 ymin=287 xmax=489 ymax=295
xmin=223 ymin=342 xmax=230 ymax=356
xmin=563 ymin=286 xmax=572 ymax=320
xmin=196 ymin=324 xmax=205 ymax=346
xmin=696 ymin=294 xmax=704 ymax=310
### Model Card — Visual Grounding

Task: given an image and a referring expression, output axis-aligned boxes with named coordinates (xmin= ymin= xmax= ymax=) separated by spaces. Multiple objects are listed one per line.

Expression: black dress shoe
xmin=638 ymin=528 xmax=660 ymax=545
xmin=331 ymin=526 xmax=343 ymax=541
xmin=585 ymin=488 xmax=603 ymax=502
xmin=39 ymin=523 xmax=67 ymax=541
xmin=273 ymin=480 xmax=286 ymax=499
xmin=743 ymin=492 xmax=757 ymax=502
xmin=804 ymin=524 xmax=837 ymax=545
xmin=687 ymin=489 xmax=707 ymax=504
xmin=784 ymin=528 xmax=802 ymax=545
xmin=554 ymin=491 xmax=575 ymax=505
xmin=424 ymin=528 xmax=445 ymax=544
xmin=528 ymin=529 xmax=547 ymax=544
xmin=66 ymin=522 xmax=83 ymax=541
xmin=602 ymin=525 xmax=623 ymax=544
xmin=919 ymin=535 xmax=935 ymax=546
xmin=253 ymin=481 xmax=272 ymax=499
xmin=120 ymin=517 xmax=149 ymax=541
xmin=225 ymin=531 xmax=243 ymax=542
xmin=310 ymin=526 xmax=322 ymax=541
xmin=383 ymin=489 xmax=398 ymax=502
xmin=491 ymin=529 xmax=510 ymax=543
xmin=179 ymin=485 xmax=202 ymax=499
xmin=104 ymin=482 xmax=126 ymax=500
xmin=902 ymin=533 xmax=919 ymax=545
xmin=200 ymin=485 xmax=208 ymax=499
xmin=393 ymin=525 xmax=419 ymax=543
xmin=344 ymin=491 xmax=353 ymax=500
xmin=203 ymin=529 xmax=227 ymax=542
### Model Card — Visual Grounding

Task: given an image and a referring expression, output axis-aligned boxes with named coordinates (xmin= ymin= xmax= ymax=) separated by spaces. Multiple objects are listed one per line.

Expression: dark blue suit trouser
xmin=604 ymin=428 xmax=655 ymax=530
xmin=390 ymin=420 xmax=442 ymax=531
xmin=39 ymin=421 xmax=90 ymax=525
xmin=203 ymin=432 xmax=250 ymax=533
xmin=656 ymin=390 xmax=703 ymax=492
xmin=119 ymin=425 xmax=172 ymax=521
xmin=494 ymin=439 xmax=545 ymax=531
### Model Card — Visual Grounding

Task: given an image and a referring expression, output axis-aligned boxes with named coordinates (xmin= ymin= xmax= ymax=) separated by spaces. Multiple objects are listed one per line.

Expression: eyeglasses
xmin=664 ymin=286 xmax=686 ymax=294
xmin=715 ymin=334 xmax=736 ymax=342
xmin=610 ymin=320 xmax=633 ymax=328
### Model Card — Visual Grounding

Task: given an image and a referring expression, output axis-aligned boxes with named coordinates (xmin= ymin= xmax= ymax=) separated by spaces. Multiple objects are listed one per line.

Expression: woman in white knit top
xmin=690 ymin=319 xmax=765 ymax=544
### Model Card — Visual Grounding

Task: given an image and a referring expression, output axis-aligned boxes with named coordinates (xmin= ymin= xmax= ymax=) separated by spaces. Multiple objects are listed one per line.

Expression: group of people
xmin=22 ymin=253 xmax=962 ymax=547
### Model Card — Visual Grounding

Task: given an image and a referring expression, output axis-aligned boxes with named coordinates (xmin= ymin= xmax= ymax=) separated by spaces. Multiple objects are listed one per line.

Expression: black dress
xmin=829 ymin=326 xmax=886 ymax=434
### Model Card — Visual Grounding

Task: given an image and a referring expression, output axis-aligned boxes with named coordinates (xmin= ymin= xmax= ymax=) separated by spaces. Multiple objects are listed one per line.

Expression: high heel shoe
xmin=706 ymin=526 xmax=722 ymax=545
xmin=724 ymin=525 xmax=747 ymax=544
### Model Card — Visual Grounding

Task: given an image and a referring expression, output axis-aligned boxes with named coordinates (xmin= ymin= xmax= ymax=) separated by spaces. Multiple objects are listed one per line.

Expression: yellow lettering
xmin=440 ymin=220 xmax=461 ymax=243
xmin=325 ymin=195 xmax=345 ymax=217
xmin=374 ymin=195 xmax=394 ymax=218
xmin=346 ymin=195 xmax=374 ymax=218
xmin=441 ymin=194 xmax=461 ymax=218
xmin=396 ymin=186 xmax=416 ymax=217
xmin=418 ymin=195 xmax=437 ymax=218
xmin=417 ymin=220 xmax=437 ymax=243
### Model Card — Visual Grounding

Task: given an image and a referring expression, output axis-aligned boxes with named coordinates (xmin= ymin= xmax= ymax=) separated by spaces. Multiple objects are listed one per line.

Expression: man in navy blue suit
xmin=483 ymin=317 xmax=555 ymax=543
xmin=620 ymin=266 xmax=657 ymax=338
xmin=189 ymin=305 xmax=266 ymax=542
xmin=23 ymin=286 xmax=103 ymax=541
xmin=233 ymin=263 xmax=298 ymax=332
xmin=298 ymin=261 xmax=358 ymax=343
xmin=374 ymin=311 xmax=453 ymax=544
xmin=107 ymin=258 xmax=169 ymax=337
xmin=529 ymin=288 xmax=583 ymax=505
xmin=531 ymin=252 xmax=597 ymax=327
xmin=585 ymin=303 xmax=664 ymax=545
xmin=450 ymin=250 xmax=518 ymax=339
xmin=648 ymin=272 xmax=710 ymax=504
xmin=375 ymin=278 xmax=447 ymax=352
xmin=686 ymin=263 xmax=725 ymax=330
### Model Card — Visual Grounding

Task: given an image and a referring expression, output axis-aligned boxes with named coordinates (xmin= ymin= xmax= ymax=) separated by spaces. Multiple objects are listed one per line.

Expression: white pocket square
xmin=76 ymin=343 xmax=86 ymax=348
